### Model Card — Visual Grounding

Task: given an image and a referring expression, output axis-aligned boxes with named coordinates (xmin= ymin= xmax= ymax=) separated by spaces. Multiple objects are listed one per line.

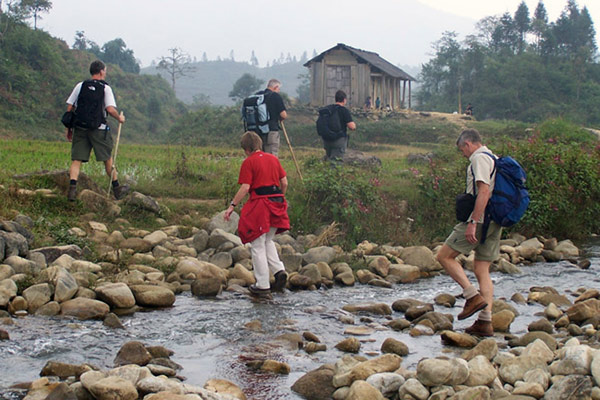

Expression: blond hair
xmin=240 ymin=131 xmax=263 ymax=152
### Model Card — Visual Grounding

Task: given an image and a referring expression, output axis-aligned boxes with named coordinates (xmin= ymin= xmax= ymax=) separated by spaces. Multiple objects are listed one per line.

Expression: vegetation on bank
xmin=2 ymin=117 xmax=599 ymax=250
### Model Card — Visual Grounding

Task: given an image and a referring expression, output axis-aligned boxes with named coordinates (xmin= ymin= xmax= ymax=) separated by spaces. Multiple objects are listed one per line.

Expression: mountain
xmin=141 ymin=60 xmax=307 ymax=106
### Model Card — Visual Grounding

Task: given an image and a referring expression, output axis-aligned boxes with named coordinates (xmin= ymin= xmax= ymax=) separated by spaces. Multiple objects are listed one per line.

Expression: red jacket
xmin=238 ymin=193 xmax=290 ymax=244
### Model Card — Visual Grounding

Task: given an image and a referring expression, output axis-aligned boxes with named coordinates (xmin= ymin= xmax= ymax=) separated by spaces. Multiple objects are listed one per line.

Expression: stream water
xmin=1 ymin=239 xmax=599 ymax=400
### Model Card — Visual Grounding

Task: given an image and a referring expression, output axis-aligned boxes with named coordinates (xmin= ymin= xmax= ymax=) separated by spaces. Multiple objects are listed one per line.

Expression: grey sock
xmin=478 ymin=310 xmax=492 ymax=322
xmin=463 ymin=285 xmax=478 ymax=300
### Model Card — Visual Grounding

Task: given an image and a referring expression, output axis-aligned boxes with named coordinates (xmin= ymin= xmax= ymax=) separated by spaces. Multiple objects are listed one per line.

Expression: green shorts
xmin=71 ymin=127 xmax=113 ymax=162
xmin=445 ymin=221 xmax=502 ymax=262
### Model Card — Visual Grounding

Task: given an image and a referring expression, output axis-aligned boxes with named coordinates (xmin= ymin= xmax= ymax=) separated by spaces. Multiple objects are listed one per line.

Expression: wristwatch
xmin=230 ymin=202 xmax=236 ymax=207
xmin=467 ymin=219 xmax=477 ymax=225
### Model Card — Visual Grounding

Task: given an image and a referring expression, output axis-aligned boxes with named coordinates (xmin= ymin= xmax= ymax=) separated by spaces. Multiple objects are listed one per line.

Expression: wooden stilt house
xmin=303 ymin=43 xmax=416 ymax=109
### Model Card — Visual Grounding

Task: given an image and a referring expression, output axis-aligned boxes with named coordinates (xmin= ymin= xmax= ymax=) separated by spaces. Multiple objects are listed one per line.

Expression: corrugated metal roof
xmin=304 ymin=43 xmax=416 ymax=81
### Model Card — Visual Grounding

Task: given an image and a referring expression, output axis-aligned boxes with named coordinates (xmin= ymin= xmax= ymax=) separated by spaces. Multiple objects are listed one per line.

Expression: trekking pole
xmin=107 ymin=112 xmax=124 ymax=198
xmin=280 ymin=121 xmax=303 ymax=182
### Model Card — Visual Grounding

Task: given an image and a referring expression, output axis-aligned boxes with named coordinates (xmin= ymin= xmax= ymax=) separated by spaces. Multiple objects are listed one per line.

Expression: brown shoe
xmin=457 ymin=294 xmax=487 ymax=320
xmin=465 ymin=319 xmax=494 ymax=337
xmin=67 ymin=185 xmax=77 ymax=201
xmin=248 ymin=285 xmax=272 ymax=300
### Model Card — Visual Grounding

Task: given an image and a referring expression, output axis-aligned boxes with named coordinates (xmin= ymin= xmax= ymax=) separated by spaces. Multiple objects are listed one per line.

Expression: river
xmin=1 ymin=239 xmax=599 ymax=400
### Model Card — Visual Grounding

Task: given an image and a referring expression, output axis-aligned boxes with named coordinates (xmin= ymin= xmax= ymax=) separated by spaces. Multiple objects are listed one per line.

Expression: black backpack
xmin=73 ymin=79 xmax=106 ymax=130
xmin=316 ymin=105 xmax=345 ymax=141
xmin=241 ymin=90 xmax=271 ymax=134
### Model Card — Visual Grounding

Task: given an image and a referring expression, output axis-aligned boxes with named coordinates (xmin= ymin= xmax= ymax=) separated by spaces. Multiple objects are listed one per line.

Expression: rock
xmin=554 ymin=240 xmax=579 ymax=257
xmin=247 ymin=359 xmax=290 ymax=374
xmin=300 ymin=264 xmax=323 ymax=286
xmin=204 ymin=378 xmax=246 ymax=400
xmin=35 ymin=301 xmax=61 ymax=316
xmin=413 ymin=312 xmax=453 ymax=332
xmin=465 ymin=355 xmax=496 ymax=386
xmin=35 ymin=245 xmax=82 ymax=264
xmin=103 ymin=312 xmax=125 ymax=329
xmin=450 ymin=386 xmax=490 ymax=400
xmin=124 ymin=191 xmax=160 ymax=214
xmin=509 ymin=331 xmax=557 ymax=351
xmin=95 ymin=283 xmax=136 ymax=309
xmin=492 ymin=309 xmax=516 ymax=332
xmin=523 ymin=367 xmax=550 ymax=390
xmin=368 ymin=256 xmax=390 ymax=277
xmin=0 ymin=279 xmax=17 ymax=307
xmin=342 ymin=302 xmax=392 ymax=315
xmin=513 ymin=381 xmax=545 ymax=398
xmin=528 ymin=318 xmax=554 ymax=334
xmin=0 ymin=264 xmax=14 ymax=280
xmin=305 ymin=342 xmax=327 ymax=354
xmin=40 ymin=361 xmax=91 ymax=379
xmin=344 ymin=326 xmax=374 ymax=336
xmin=23 ymin=283 xmax=52 ymax=313
xmin=129 ymin=285 xmax=175 ymax=307
xmin=461 ymin=338 xmax=498 ymax=361
xmin=381 ymin=338 xmax=409 ymax=356
xmin=387 ymin=263 xmax=421 ymax=283
xmin=60 ymin=298 xmax=110 ymax=320
xmin=398 ymin=378 xmax=429 ymax=400
xmin=230 ymin=264 xmax=255 ymax=286
xmin=208 ymin=228 xmax=242 ymax=249
xmin=566 ymin=299 xmax=600 ymax=322
xmin=303 ymin=246 xmax=337 ymax=265
xmin=366 ymin=372 xmax=405 ymax=398
xmin=0 ymin=231 xmax=28 ymax=258
xmin=440 ymin=331 xmax=478 ymax=348
xmin=334 ymin=270 xmax=355 ymax=286
xmin=387 ymin=318 xmax=411 ymax=331
xmin=541 ymin=249 xmax=563 ymax=262
xmin=120 ymin=238 xmax=153 ymax=253
xmin=346 ymin=380 xmax=385 ymax=400
xmin=544 ymin=375 xmax=592 ymax=400
xmin=54 ymin=268 xmax=78 ymax=303
xmin=348 ymin=354 xmax=402 ymax=382
xmin=291 ymin=365 xmax=336 ymax=400
xmin=3 ymin=256 xmax=40 ymax=275
xmin=207 ymin=210 xmax=239 ymax=234
xmin=551 ymin=344 xmax=595 ymax=375
xmin=499 ymin=355 xmax=549 ymax=385
xmin=335 ymin=337 xmax=361 ymax=353
xmin=400 ymin=246 xmax=439 ymax=272
xmin=545 ymin=303 xmax=563 ymax=320
xmin=392 ymin=298 xmax=428 ymax=312
xmin=405 ymin=304 xmax=434 ymax=320
xmin=79 ymin=190 xmax=121 ymax=217
xmin=495 ymin=258 xmax=522 ymax=274
xmin=289 ymin=273 xmax=314 ymax=289
xmin=435 ymin=293 xmax=456 ymax=307
xmin=0 ymin=328 xmax=8 ymax=340
xmin=144 ymin=230 xmax=168 ymax=247
xmin=88 ymin=376 xmax=138 ymax=400
xmin=114 ymin=341 xmax=152 ymax=366
xmin=417 ymin=357 xmax=469 ymax=386
xmin=191 ymin=230 xmax=209 ymax=253
xmin=191 ymin=279 xmax=222 ymax=297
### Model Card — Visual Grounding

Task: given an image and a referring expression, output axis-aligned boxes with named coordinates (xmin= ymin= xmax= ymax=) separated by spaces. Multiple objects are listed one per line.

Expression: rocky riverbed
xmin=1 ymin=196 xmax=600 ymax=400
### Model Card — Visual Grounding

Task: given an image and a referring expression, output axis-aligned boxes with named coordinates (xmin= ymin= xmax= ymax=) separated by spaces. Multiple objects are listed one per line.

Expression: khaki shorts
xmin=262 ymin=131 xmax=280 ymax=157
xmin=445 ymin=221 xmax=502 ymax=262
xmin=71 ymin=127 xmax=113 ymax=162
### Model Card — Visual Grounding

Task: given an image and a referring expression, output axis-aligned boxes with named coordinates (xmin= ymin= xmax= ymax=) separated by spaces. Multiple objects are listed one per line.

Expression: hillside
xmin=0 ymin=16 xmax=185 ymax=143
xmin=142 ymin=59 xmax=307 ymax=105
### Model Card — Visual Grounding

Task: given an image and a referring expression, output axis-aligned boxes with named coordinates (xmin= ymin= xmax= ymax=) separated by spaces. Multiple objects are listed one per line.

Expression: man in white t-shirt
xmin=436 ymin=129 xmax=502 ymax=337
xmin=65 ymin=60 xmax=129 ymax=201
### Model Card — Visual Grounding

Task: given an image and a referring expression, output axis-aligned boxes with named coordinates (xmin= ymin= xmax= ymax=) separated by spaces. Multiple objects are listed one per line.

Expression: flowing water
xmin=1 ymin=239 xmax=600 ymax=400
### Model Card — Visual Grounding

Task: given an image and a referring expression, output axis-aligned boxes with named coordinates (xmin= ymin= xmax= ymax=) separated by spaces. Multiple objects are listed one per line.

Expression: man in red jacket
xmin=224 ymin=131 xmax=290 ymax=298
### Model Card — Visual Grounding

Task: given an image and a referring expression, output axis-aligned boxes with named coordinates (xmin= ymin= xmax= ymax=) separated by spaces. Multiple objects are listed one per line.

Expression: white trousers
xmin=250 ymin=227 xmax=285 ymax=289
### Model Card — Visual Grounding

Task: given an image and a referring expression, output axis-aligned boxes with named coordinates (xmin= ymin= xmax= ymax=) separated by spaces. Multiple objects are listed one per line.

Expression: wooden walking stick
xmin=107 ymin=112 xmax=124 ymax=198
xmin=280 ymin=121 xmax=303 ymax=182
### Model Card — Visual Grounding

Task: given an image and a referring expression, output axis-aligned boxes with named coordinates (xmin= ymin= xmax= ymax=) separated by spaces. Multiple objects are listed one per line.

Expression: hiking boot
xmin=465 ymin=319 xmax=494 ymax=337
xmin=113 ymin=184 xmax=130 ymax=200
xmin=457 ymin=294 xmax=487 ymax=320
xmin=248 ymin=285 xmax=272 ymax=300
xmin=67 ymin=185 xmax=77 ymax=201
xmin=271 ymin=270 xmax=288 ymax=292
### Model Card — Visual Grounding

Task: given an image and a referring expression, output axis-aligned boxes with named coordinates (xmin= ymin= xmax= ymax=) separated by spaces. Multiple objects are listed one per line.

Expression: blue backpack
xmin=484 ymin=152 xmax=529 ymax=227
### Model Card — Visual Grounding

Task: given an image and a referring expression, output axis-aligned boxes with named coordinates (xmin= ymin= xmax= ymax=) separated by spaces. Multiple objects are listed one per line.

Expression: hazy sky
xmin=31 ymin=0 xmax=600 ymax=68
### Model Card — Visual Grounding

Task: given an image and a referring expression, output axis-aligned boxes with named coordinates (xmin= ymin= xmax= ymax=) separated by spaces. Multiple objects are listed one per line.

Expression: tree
xmin=491 ymin=12 xmax=519 ymax=55
xmin=201 ymin=52 xmax=208 ymax=62
xmin=157 ymin=47 xmax=195 ymax=95
xmin=296 ymin=73 xmax=310 ymax=104
xmin=229 ymin=73 xmax=264 ymax=101
xmin=229 ymin=49 xmax=234 ymax=61
xmin=531 ymin=1 xmax=548 ymax=52
xmin=101 ymin=38 xmax=140 ymax=73
xmin=20 ymin=0 xmax=51 ymax=30
xmin=250 ymin=50 xmax=259 ymax=66
xmin=514 ymin=1 xmax=530 ymax=53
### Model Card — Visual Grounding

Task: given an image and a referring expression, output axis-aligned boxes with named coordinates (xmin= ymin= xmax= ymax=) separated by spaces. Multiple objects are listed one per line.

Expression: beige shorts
xmin=445 ymin=221 xmax=502 ymax=262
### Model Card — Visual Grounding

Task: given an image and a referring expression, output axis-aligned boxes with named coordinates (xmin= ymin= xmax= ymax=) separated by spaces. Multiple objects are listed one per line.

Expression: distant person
xmin=319 ymin=90 xmax=356 ymax=162
xmin=375 ymin=96 xmax=381 ymax=109
xmin=364 ymin=96 xmax=372 ymax=110
xmin=436 ymin=129 xmax=500 ymax=337
xmin=465 ymin=103 xmax=473 ymax=116
xmin=385 ymin=104 xmax=391 ymax=112
xmin=224 ymin=131 xmax=289 ymax=299
xmin=65 ymin=60 xmax=129 ymax=201
xmin=256 ymin=79 xmax=287 ymax=157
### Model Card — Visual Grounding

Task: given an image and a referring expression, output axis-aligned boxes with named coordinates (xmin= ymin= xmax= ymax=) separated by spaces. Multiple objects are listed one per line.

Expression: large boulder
xmin=60 ymin=298 xmax=110 ymax=320
xmin=0 ymin=279 xmax=17 ymax=307
xmin=88 ymin=376 xmax=138 ymax=400
xmin=291 ymin=365 xmax=336 ymax=400
xmin=387 ymin=264 xmax=420 ymax=283
xmin=0 ymin=231 xmax=28 ymax=258
xmin=124 ymin=191 xmax=160 ymax=214
xmin=114 ymin=341 xmax=153 ymax=366
xmin=120 ymin=238 xmax=153 ymax=253
xmin=303 ymin=246 xmax=337 ymax=265
xmin=95 ymin=283 xmax=136 ymax=309
xmin=129 ymin=285 xmax=175 ymax=307
xmin=143 ymin=230 xmax=168 ymax=247
xmin=23 ymin=283 xmax=52 ymax=313
xmin=79 ymin=189 xmax=121 ymax=217
xmin=207 ymin=211 xmax=239 ymax=234
xmin=400 ymin=246 xmax=440 ymax=272
xmin=53 ymin=268 xmax=79 ymax=303
xmin=176 ymin=259 xmax=227 ymax=283
xmin=417 ymin=357 xmax=469 ymax=386
xmin=346 ymin=380 xmax=385 ymax=400
xmin=35 ymin=245 xmax=82 ymax=264
xmin=208 ymin=228 xmax=242 ymax=248
xmin=3 ymin=255 xmax=40 ymax=275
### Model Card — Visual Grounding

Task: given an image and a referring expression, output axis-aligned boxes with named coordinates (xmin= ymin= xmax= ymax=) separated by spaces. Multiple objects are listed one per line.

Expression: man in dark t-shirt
xmin=258 ymin=79 xmax=287 ymax=157
xmin=323 ymin=90 xmax=356 ymax=162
